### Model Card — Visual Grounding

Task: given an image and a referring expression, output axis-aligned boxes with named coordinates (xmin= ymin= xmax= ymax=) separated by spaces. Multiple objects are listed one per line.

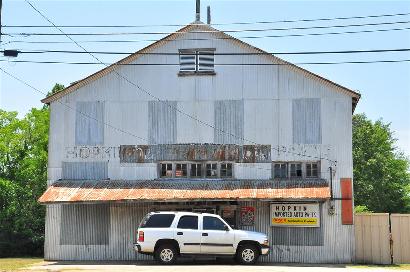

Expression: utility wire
xmin=0 ymin=67 xmax=336 ymax=173
xmin=5 ymin=48 xmax=410 ymax=56
xmin=3 ymin=26 xmax=410 ymax=45
xmin=3 ymin=59 xmax=410 ymax=65
xmin=0 ymin=67 xmax=148 ymax=142
xmin=24 ymin=0 xmax=337 ymax=163
xmin=3 ymin=11 xmax=410 ymax=28
xmin=5 ymin=20 xmax=410 ymax=36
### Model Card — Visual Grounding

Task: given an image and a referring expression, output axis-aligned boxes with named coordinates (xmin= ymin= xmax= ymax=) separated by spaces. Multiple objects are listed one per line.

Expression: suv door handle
xmin=177 ymin=232 xmax=183 ymax=235
xmin=202 ymin=233 xmax=208 ymax=236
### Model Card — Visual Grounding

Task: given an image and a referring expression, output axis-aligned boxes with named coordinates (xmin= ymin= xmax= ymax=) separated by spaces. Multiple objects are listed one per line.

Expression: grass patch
xmin=349 ymin=264 xmax=410 ymax=270
xmin=0 ymin=258 xmax=43 ymax=271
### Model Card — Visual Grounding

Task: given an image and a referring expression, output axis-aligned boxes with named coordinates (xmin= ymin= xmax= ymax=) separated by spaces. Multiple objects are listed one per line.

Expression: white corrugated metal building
xmin=39 ymin=14 xmax=360 ymax=263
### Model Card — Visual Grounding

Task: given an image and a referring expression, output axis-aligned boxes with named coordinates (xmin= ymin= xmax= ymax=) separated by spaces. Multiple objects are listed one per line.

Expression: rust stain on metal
xmin=39 ymin=180 xmax=330 ymax=203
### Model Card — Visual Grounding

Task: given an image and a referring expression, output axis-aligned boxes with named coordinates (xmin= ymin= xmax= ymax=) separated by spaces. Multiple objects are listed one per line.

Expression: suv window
xmin=140 ymin=214 xmax=175 ymax=228
xmin=203 ymin=216 xmax=227 ymax=231
xmin=177 ymin=215 xmax=198 ymax=230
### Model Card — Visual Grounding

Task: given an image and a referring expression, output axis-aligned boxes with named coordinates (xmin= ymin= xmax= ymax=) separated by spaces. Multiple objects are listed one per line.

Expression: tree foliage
xmin=353 ymin=113 xmax=410 ymax=213
xmin=0 ymin=106 xmax=50 ymax=257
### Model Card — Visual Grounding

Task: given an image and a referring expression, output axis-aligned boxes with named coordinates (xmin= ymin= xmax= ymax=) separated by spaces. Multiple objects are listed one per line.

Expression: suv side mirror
xmin=224 ymin=225 xmax=230 ymax=231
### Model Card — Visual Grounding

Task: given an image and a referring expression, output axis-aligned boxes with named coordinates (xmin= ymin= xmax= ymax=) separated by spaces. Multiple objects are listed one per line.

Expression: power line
xmin=3 ymin=11 xmax=410 ymax=28
xmin=0 ymin=67 xmax=337 ymax=173
xmin=3 ymin=26 xmax=410 ymax=45
xmin=24 ymin=0 xmax=337 ymax=164
xmin=2 ymin=59 xmax=410 ymax=66
xmin=6 ymin=48 xmax=410 ymax=56
xmin=5 ymin=20 xmax=410 ymax=36
xmin=0 ymin=67 xmax=148 ymax=143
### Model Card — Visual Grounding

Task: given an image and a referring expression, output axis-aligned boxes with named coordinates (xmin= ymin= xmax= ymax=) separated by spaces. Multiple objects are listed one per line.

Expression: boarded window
xmin=62 ymin=161 xmax=108 ymax=180
xmin=292 ymin=98 xmax=321 ymax=144
xmin=214 ymin=100 xmax=244 ymax=144
xmin=272 ymin=204 xmax=324 ymax=246
xmin=148 ymin=101 xmax=177 ymax=144
xmin=75 ymin=101 xmax=104 ymax=145
xmin=60 ymin=204 xmax=110 ymax=245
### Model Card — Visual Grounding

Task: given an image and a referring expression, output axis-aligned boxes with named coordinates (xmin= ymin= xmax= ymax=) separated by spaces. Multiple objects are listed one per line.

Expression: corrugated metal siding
xmin=214 ymin=100 xmax=244 ymax=144
xmin=62 ymin=162 xmax=108 ymax=180
xmin=60 ymin=204 xmax=109 ymax=245
xmin=148 ymin=101 xmax=177 ymax=144
xmin=44 ymin=203 xmax=153 ymax=261
xmin=292 ymin=98 xmax=321 ymax=144
xmin=239 ymin=201 xmax=354 ymax=263
xmin=45 ymin=28 xmax=355 ymax=263
xmin=75 ymin=101 xmax=104 ymax=145
xmin=45 ymin=201 xmax=353 ymax=263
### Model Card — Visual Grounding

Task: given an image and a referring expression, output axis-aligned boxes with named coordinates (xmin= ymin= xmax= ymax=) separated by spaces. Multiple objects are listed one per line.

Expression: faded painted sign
xmin=270 ymin=203 xmax=320 ymax=227
xmin=120 ymin=144 xmax=271 ymax=163
xmin=65 ymin=146 xmax=119 ymax=159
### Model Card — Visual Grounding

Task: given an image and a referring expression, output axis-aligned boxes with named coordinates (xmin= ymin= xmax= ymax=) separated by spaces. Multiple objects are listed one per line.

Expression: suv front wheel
xmin=236 ymin=244 xmax=260 ymax=265
xmin=155 ymin=244 xmax=178 ymax=265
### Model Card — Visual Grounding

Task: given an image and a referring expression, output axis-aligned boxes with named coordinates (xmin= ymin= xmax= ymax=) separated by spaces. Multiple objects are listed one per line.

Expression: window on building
xmin=175 ymin=163 xmax=187 ymax=178
xmin=161 ymin=163 xmax=173 ymax=178
xmin=177 ymin=215 xmax=199 ymax=230
xmin=190 ymin=163 xmax=202 ymax=178
xmin=306 ymin=163 xmax=319 ymax=178
xmin=179 ymin=49 xmax=215 ymax=74
xmin=203 ymin=216 xmax=227 ymax=231
xmin=220 ymin=163 xmax=233 ymax=178
xmin=274 ymin=163 xmax=287 ymax=178
xmin=290 ymin=163 xmax=303 ymax=178
xmin=206 ymin=163 xmax=218 ymax=178
xmin=140 ymin=214 xmax=175 ymax=228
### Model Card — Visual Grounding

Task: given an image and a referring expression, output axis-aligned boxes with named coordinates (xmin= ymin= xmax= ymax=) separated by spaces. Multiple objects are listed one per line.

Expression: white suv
xmin=134 ymin=211 xmax=270 ymax=265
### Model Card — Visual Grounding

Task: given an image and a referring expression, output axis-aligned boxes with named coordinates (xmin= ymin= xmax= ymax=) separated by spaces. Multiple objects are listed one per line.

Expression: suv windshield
xmin=139 ymin=214 xmax=175 ymax=228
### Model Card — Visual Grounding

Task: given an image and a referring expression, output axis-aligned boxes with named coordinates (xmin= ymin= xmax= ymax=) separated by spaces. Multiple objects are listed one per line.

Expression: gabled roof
xmin=42 ymin=22 xmax=360 ymax=110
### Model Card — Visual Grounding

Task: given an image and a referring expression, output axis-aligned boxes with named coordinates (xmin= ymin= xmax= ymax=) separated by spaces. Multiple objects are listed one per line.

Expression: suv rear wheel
xmin=155 ymin=244 xmax=177 ymax=265
xmin=236 ymin=244 xmax=259 ymax=265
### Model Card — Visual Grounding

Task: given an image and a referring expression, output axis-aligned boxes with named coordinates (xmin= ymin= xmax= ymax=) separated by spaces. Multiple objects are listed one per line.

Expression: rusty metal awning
xmin=39 ymin=179 xmax=330 ymax=204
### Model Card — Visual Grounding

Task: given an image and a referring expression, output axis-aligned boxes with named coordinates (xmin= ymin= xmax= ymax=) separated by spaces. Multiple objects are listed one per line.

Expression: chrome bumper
xmin=261 ymin=245 xmax=270 ymax=255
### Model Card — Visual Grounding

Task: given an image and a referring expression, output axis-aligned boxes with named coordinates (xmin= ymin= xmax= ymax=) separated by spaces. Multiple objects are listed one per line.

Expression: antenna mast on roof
xmin=195 ymin=0 xmax=200 ymax=22
xmin=207 ymin=6 xmax=211 ymax=24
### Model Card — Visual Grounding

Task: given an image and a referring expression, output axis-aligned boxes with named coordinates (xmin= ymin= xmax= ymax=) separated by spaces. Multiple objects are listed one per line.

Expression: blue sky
xmin=1 ymin=0 xmax=409 ymax=155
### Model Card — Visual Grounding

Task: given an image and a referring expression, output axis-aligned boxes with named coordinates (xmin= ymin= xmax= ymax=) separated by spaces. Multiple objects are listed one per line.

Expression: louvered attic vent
xmin=179 ymin=48 xmax=216 ymax=75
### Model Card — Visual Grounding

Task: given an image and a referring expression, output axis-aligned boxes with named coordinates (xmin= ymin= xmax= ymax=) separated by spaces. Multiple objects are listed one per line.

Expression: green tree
xmin=353 ymin=113 xmax=410 ymax=213
xmin=46 ymin=83 xmax=65 ymax=97
xmin=0 ymin=107 xmax=49 ymax=257
xmin=0 ymin=84 xmax=59 ymax=256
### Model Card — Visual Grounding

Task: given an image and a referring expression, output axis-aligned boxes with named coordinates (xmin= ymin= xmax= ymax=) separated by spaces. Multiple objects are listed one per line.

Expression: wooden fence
xmin=355 ymin=213 xmax=410 ymax=264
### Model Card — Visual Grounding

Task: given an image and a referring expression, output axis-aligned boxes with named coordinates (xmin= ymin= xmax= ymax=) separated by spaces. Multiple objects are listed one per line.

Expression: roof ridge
xmin=41 ymin=22 xmax=360 ymax=107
